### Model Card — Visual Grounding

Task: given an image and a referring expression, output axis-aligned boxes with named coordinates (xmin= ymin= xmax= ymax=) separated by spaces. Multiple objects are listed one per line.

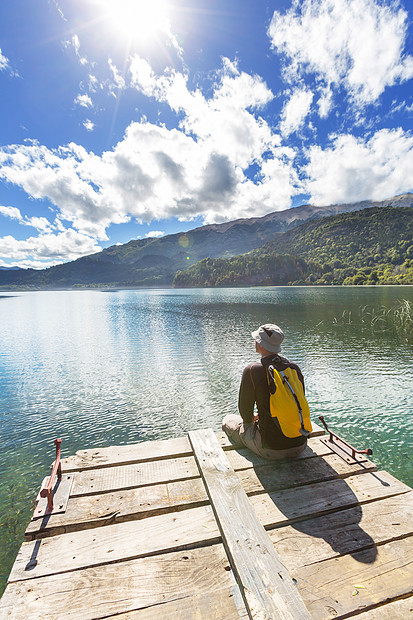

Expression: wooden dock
xmin=0 ymin=423 xmax=412 ymax=619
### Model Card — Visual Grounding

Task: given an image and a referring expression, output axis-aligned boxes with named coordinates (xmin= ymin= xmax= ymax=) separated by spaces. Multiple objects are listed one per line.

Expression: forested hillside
xmin=173 ymin=206 xmax=413 ymax=287
xmin=172 ymin=253 xmax=316 ymax=287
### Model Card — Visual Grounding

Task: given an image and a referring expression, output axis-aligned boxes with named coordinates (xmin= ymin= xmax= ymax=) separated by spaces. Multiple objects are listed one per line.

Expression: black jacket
xmin=238 ymin=354 xmax=307 ymax=450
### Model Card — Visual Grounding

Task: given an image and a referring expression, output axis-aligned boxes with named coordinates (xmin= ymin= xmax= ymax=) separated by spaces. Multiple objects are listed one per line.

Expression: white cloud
xmin=108 ymin=59 xmax=125 ymax=90
xmin=50 ymin=0 xmax=66 ymax=21
xmin=54 ymin=217 xmax=67 ymax=232
xmin=130 ymin=56 xmax=277 ymax=170
xmin=317 ymin=85 xmax=333 ymax=118
xmin=268 ymin=0 xmax=413 ymax=107
xmin=130 ymin=56 xmax=156 ymax=92
xmin=304 ymin=128 xmax=413 ymax=205
xmin=24 ymin=216 xmax=53 ymax=232
xmin=0 ymin=205 xmax=53 ymax=232
xmin=145 ymin=230 xmax=164 ymax=238
xmin=0 ymin=229 xmax=101 ymax=268
xmin=83 ymin=119 xmax=95 ymax=131
xmin=88 ymin=74 xmax=98 ymax=91
xmin=0 ymin=47 xmax=18 ymax=77
xmin=0 ymin=49 xmax=10 ymax=72
xmin=0 ymin=57 xmax=301 ymax=243
xmin=75 ymin=94 xmax=93 ymax=108
xmin=0 ymin=259 xmax=47 ymax=269
xmin=280 ymin=88 xmax=313 ymax=137
xmin=0 ymin=143 xmax=112 ymax=239
xmin=0 ymin=205 xmax=22 ymax=220
xmin=389 ymin=99 xmax=413 ymax=115
xmin=65 ymin=34 xmax=89 ymax=66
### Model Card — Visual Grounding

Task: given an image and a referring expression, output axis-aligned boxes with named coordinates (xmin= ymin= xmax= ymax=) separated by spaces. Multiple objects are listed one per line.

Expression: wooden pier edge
xmin=189 ymin=428 xmax=311 ymax=620
xmin=1 ymin=421 xmax=412 ymax=620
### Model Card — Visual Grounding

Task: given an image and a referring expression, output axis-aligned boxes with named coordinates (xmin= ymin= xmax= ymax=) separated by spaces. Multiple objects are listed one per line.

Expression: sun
xmin=101 ymin=0 xmax=170 ymax=43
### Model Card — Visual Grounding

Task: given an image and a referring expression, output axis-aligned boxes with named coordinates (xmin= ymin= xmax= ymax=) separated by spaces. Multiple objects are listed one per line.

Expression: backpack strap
xmin=267 ymin=365 xmax=277 ymax=394
xmin=279 ymin=370 xmax=310 ymax=438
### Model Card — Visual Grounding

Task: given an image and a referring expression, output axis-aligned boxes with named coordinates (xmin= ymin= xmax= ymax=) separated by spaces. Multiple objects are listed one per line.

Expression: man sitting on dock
xmin=222 ymin=323 xmax=312 ymax=459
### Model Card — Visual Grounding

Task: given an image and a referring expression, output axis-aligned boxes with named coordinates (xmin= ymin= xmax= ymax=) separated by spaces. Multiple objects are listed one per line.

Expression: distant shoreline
xmin=1 ymin=283 xmax=412 ymax=293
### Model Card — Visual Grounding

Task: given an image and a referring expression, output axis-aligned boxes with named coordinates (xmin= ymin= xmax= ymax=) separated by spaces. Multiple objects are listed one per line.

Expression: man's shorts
xmin=222 ymin=414 xmax=307 ymax=460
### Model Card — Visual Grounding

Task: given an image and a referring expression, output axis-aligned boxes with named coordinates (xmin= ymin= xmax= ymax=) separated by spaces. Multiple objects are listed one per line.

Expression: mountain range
xmin=1 ymin=193 xmax=412 ymax=289
xmin=174 ymin=205 xmax=413 ymax=287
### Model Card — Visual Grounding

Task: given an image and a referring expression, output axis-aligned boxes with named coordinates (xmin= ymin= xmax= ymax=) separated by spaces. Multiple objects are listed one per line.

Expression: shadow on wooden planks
xmin=236 ymin=441 xmax=381 ymax=565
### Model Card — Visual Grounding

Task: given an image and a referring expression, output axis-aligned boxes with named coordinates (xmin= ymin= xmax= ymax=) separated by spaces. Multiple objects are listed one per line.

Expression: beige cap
xmin=251 ymin=324 xmax=284 ymax=353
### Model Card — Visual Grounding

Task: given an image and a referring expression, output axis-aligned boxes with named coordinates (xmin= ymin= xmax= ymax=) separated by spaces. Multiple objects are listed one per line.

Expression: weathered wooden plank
xmin=65 ymin=437 xmax=329 ymax=500
xmin=250 ymin=470 xmax=412 ymax=532
xmin=25 ymin=477 xmax=209 ymax=539
xmin=24 ymin=438 xmax=332 ymax=540
xmin=293 ymin=537 xmax=413 ymax=619
xmin=268 ymin=492 xmax=413 ymax=569
xmin=24 ymin=441 xmax=335 ymax=539
xmin=4 ymin=535 xmax=412 ymax=620
xmin=71 ymin=456 xmax=199 ymax=497
xmin=11 ymin=506 xmax=220 ymax=582
xmin=61 ymin=423 xmax=325 ymax=473
xmin=16 ymin=486 xmax=413 ymax=585
xmin=238 ymin=452 xmax=377 ymax=495
xmin=26 ymin=456 xmax=397 ymax=543
xmin=58 ymin=435 xmax=335 ymax=501
xmin=354 ymin=596 xmax=413 ymax=618
xmin=108 ymin=587 xmax=249 ymax=619
xmin=0 ymin=546 xmax=241 ymax=620
xmin=189 ymin=428 xmax=311 ymax=620
xmin=26 ymin=467 xmax=402 ymax=541
xmin=226 ymin=436 xmax=332 ymax=470
xmin=61 ymin=436 xmax=192 ymax=472
xmin=25 ymin=467 xmax=409 ymax=546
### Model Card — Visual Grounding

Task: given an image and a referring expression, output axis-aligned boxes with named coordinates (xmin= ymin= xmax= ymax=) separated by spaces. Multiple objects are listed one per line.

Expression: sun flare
xmin=102 ymin=0 xmax=170 ymax=43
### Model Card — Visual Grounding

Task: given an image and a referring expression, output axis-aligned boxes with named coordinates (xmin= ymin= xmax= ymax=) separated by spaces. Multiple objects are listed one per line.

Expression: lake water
xmin=0 ymin=286 xmax=412 ymax=592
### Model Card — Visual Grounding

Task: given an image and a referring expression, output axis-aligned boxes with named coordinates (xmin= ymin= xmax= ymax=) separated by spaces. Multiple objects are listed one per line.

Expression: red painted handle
xmin=40 ymin=438 xmax=62 ymax=511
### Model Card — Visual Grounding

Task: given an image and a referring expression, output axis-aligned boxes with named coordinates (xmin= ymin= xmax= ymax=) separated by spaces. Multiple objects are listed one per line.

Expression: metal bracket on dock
xmin=318 ymin=416 xmax=373 ymax=464
xmin=33 ymin=474 xmax=73 ymax=519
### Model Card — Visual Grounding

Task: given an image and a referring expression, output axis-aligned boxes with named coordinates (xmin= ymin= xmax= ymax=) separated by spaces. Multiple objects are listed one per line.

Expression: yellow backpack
xmin=266 ymin=365 xmax=312 ymax=439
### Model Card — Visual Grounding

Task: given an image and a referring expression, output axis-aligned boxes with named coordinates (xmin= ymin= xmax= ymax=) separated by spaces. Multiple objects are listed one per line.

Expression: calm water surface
xmin=0 ymin=286 xmax=412 ymax=590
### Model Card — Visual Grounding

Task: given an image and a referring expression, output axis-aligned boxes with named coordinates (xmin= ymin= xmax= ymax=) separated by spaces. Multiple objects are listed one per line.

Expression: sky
xmin=0 ymin=0 xmax=412 ymax=269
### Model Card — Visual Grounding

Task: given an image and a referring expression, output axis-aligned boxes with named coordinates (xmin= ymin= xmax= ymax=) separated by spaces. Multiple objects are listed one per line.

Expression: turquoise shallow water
xmin=0 ymin=286 xmax=412 ymax=591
